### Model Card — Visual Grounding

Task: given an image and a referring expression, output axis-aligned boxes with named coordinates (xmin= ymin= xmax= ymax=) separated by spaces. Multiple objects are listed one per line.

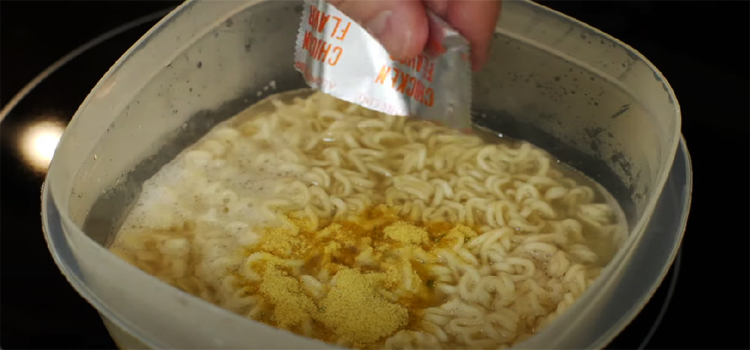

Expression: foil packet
xmin=294 ymin=0 xmax=473 ymax=131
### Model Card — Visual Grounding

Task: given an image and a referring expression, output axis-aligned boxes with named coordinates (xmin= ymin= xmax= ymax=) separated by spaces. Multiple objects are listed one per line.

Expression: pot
xmin=42 ymin=0 xmax=690 ymax=348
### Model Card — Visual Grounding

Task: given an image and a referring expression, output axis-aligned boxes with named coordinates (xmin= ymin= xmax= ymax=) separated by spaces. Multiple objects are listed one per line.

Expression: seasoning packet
xmin=294 ymin=0 xmax=473 ymax=131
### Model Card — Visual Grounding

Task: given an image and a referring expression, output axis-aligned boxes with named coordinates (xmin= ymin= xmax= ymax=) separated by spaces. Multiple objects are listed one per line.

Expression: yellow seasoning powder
xmin=383 ymin=221 xmax=429 ymax=245
xmin=258 ymin=263 xmax=317 ymax=330
xmin=317 ymin=269 xmax=408 ymax=348
xmin=256 ymin=224 xmax=305 ymax=258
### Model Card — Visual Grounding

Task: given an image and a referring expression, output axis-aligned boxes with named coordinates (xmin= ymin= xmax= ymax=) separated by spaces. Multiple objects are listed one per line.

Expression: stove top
xmin=1 ymin=1 xmax=748 ymax=349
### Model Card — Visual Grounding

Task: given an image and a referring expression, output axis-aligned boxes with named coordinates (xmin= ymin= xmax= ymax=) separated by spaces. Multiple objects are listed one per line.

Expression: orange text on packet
xmin=391 ymin=54 xmax=435 ymax=83
xmin=374 ymin=65 xmax=434 ymax=107
xmin=304 ymin=4 xmax=352 ymax=67
xmin=302 ymin=30 xmax=342 ymax=66
xmin=309 ymin=5 xmax=352 ymax=41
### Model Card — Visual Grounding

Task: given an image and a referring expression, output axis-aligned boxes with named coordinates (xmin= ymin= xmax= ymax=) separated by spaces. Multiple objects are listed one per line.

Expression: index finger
xmin=328 ymin=0 xmax=429 ymax=61
xmin=445 ymin=0 xmax=501 ymax=70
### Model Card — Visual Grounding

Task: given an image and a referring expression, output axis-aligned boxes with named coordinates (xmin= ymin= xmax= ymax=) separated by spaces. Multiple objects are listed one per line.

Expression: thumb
xmin=327 ymin=0 xmax=429 ymax=61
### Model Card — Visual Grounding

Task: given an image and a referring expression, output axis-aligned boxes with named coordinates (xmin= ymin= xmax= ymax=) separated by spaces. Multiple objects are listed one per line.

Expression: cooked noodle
xmin=110 ymin=90 xmax=626 ymax=349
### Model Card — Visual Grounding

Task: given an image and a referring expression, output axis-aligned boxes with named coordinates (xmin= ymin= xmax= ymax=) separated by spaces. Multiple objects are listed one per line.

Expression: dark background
xmin=1 ymin=1 xmax=748 ymax=349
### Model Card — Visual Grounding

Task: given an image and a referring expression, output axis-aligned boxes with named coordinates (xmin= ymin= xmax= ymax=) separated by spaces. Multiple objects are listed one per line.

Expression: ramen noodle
xmin=110 ymin=90 xmax=626 ymax=349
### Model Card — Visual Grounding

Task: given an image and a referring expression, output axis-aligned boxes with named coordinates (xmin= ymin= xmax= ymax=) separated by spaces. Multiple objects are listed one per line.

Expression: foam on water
xmin=111 ymin=117 xmax=310 ymax=284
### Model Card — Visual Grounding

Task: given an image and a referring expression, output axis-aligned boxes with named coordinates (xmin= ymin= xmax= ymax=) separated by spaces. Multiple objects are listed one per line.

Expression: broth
xmin=109 ymin=89 xmax=627 ymax=349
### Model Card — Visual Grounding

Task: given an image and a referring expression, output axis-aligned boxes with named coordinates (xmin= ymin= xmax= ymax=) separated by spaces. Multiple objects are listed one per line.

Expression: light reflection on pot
xmin=19 ymin=119 xmax=65 ymax=173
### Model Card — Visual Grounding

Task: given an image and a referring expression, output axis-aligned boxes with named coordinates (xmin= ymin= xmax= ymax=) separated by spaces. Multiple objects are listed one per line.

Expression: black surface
xmin=1 ymin=1 xmax=748 ymax=349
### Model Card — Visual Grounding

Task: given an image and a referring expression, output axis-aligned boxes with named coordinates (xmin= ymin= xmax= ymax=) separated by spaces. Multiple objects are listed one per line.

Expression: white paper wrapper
xmin=294 ymin=0 xmax=472 ymax=131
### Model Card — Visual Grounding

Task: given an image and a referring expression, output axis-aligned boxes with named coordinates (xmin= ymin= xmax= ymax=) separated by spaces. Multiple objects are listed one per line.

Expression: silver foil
xmin=294 ymin=0 xmax=472 ymax=131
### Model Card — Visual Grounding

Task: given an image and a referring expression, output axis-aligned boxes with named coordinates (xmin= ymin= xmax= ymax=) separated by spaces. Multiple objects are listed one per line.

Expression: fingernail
xmin=365 ymin=11 xmax=391 ymax=36
xmin=366 ymin=11 xmax=410 ymax=59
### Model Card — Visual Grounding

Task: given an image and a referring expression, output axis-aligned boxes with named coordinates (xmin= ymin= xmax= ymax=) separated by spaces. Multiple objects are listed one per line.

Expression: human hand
xmin=327 ymin=0 xmax=501 ymax=71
